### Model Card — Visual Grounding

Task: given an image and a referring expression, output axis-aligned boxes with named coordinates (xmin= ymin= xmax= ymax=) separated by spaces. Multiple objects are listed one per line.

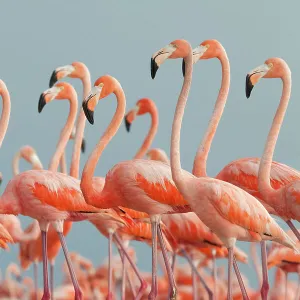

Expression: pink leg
xmin=33 ymin=261 xmax=38 ymax=300
xmin=227 ymin=247 xmax=233 ymax=300
xmin=181 ymin=248 xmax=213 ymax=300
xmin=117 ymin=247 xmax=137 ymax=298
xmin=41 ymin=230 xmax=50 ymax=300
xmin=286 ymin=220 xmax=300 ymax=242
xmin=260 ymin=241 xmax=269 ymax=300
xmin=148 ymin=219 xmax=158 ymax=300
xmin=285 ymin=272 xmax=288 ymax=300
xmin=120 ymin=250 xmax=126 ymax=300
xmin=212 ymin=249 xmax=217 ymax=300
xmin=157 ymin=224 xmax=177 ymax=300
xmin=126 ymin=269 xmax=137 ymax=298
xmin=295 ymin=274 xmax=300 ymax=300
xmin=192 ymin=263 xmax=198 ymax=300
xmin=171 ymin=253 xmax=176 ymax=272
xmin=233 ymin=255 xmax=249 ymax=300
xmin=114 ymin=233 xmax=147 ymax=300
xmin=50 ymin=260 xmax=54 ymax=300
xmin=57 ymin=232 xmax=82 ymax=300
xmin=107 ymin=231 xmax=113 ymax=300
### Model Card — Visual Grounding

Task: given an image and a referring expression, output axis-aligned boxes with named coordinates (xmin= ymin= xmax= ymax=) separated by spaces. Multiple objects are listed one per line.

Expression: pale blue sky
xmin=0 ymin=0 xmax=299 ymax=291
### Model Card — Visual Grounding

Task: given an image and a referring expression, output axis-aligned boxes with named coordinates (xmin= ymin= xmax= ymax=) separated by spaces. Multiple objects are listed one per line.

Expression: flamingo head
xmin=246 ymin=57 xmax=290 ymax=98
xmin=38 ymin=82 xmax=76 ymax=113
xmin=82 ymin=75 xmax=121 ymax=125
xmin=124 ymin=98 xmax=153 ymax=132
xmin=49 ymin=62 xmax=88 ymax=87
xmin=151 ymin=39 xmax=192 ymax=79
xmin=19 ymin=145 xmax=43 ymax=170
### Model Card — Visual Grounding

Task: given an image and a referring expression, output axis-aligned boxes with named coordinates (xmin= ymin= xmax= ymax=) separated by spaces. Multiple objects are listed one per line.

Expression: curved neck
xmin=70 ymin=74 xmax=91 ymax=178
xmin=134 ymin=104 xmax=158 ymax=159
xmin=81 ymin=86 xmax=126 ymax=193
xmin=170 ymin=49 xmax=193 ymax=187
xmin=48 ymin=92 xmax=78 ymax=172
xmin=258 ymin=74 xmax=291 ymax=197
xmin=59 ymin=152 xmax=67 ymax=174
xmin=193 ymin=53 xmax=230 ymax=177
xmin=13 ymin=151 xmax=43 ymax=176
xmin=0 ymin=86 xmax=11 ymax=148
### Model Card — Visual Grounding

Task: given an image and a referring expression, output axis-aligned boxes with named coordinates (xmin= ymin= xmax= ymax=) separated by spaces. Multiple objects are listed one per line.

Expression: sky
xmin=0 ymin=0 xmax=299 ymax=293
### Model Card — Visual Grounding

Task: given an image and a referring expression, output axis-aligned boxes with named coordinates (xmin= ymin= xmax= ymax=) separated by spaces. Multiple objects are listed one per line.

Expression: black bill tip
xmin=82 ymin=101 xmax=94 ymax=125
xmin=245 ymin=74 xmax=254 ymax=99
xmin=38 ymin=94 xmax=46 ymax=113
xmin=0 ymin=178 xmax=2 ymax=186
xmin=16 ymin=275 xmax=22 ymax=283
xmin=124 ymin=116 xmax=131 ymax=132
xmin=182 ymin=59 xmax=186 ymax=77
xmin=151 ymin=58 xmax=159 ymax=79
xmin=49 ymin=70 xmax=58 ymax=88
xmin=81 ymin=138 xmax=86 ymax=153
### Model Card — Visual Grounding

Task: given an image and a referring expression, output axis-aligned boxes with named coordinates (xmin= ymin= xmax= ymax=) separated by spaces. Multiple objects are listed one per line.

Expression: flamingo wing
xmin=28 ymin=170 xmax=100 ymax=212
xmin=209 ymin=178 xmax=289 ymax=241
xmin=216 ymin=157 xmax=300 ymax=198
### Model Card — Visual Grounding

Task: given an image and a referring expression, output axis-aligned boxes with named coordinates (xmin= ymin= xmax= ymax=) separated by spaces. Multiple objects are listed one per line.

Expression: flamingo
xmin=124 ymin=98 xmax=158 ymax=159
xmin=188 ymin=39 xmax=276 ymax=298
xmin=49 ymin=62 xmax=148 ymax=300
xmin=0 ymin=82 xmax=117 ymax=300
xmin=80 ymin=74 xmax=194 ymax=299
xmin=151 ymin=38 xmax=297 ymax=299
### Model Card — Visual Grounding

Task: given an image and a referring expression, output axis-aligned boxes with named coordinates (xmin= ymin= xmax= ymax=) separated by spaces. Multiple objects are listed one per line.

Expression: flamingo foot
xmin=135 ymin=280 xmax=147 ymax=300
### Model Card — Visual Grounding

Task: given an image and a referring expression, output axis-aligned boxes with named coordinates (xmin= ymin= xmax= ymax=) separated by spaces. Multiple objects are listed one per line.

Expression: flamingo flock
xmin=0 ymin=38 xmax=299 ymax=300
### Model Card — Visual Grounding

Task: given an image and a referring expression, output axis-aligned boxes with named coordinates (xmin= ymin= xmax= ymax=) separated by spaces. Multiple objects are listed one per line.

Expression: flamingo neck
xmin=170 ymin=46 xmax=193 ymax=188
xmin=81 ymin=86 xmax=126 ymax=200
xmin=12 ymin=151 xmax=43 ymax=176
xmin=70 ymin=74 xmax=91 ymax=178
xmin=193 ymin=52 xmax=230 ymax=177
xmin=134 ymin=103 xmax=158 ymax=159
xmin=59 ymin=152 xmax=67 ymax=174
xmin=0 ymin=84 xmax=10 ymax=148
xmin=258 ymin=73 xmax=291 ymax=199
xmin=48 ymin=91 xmax=78 ymax=172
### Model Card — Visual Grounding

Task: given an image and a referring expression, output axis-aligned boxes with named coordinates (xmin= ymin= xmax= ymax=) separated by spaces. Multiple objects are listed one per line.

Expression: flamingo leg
xmin=295 ymin=274 xmax=300 ymax=300
xmin=41 ymin=230 xmax=50 ymax=300
xmin=285 ymin=272 xmax=288 ymax=300
xmin=50 ymin=260 xmax=54 ymax=300
xmin=227 ymin=247 xmax=233 ymax=300
xmin=57 ymin=232 xmax=82 ymax=300
xmin=114 ymin=233 xmax=147 ymax=300
xmin=181 ymin=248 xmax=213 ymax=300
xmin=192 ymin=263 xmax=198 ymax=300
xmin=286 ymin=220 xmax=300 ymax=242
xmin=120 ymin=249 xmax=127 ymax=300
xmin=148 ymin=218 xmax=159 ymax=300
xmin=126 ymin=269 xmax=137 ymax=298
xmin=212 ymin=249 xmax=217 ymax=300
xmin=260 ymin=241 xmax=269 ymax=300
xmin=233 ymin=255 xmax=249 ymax=300
xmin=171 ymin=253 xmax=176 ymax=272
xmin=157 ymin=224 xmax=177 ymax=300
xmin=33 ymin=261 xmax=38 ymax=300
xmin=107 ymin=231 xmax=113 ymax=300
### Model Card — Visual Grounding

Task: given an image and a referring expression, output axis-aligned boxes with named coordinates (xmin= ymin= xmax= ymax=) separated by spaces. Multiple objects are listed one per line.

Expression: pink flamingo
xmin=124 ymin=98 xmax=158 ymax=159
xmin=80 ymin=75 xmax=193 ymax=299
xmin=189 ymin=39 xmax=274 ymax=298
xmin=49 ymin=62 xmax=147 ymax=300
xmin=0 ymin=82 xmax=110 ymax=300
xmin=151 ymin=39 xmax=297 ymax=299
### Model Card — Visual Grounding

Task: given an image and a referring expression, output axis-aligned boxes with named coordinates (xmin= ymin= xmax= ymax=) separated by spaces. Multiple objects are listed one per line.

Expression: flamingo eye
xmin=268 ymin=63 xmax=273 ymax=68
